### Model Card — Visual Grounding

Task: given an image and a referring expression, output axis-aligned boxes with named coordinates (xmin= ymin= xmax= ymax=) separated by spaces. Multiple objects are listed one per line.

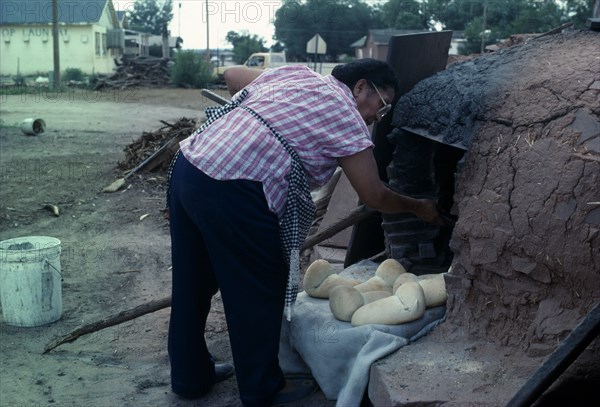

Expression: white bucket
xmin=0 ymin=236 xmax=62 ymax=327
xmin=20 ymin=118 xmax=46 ymax=135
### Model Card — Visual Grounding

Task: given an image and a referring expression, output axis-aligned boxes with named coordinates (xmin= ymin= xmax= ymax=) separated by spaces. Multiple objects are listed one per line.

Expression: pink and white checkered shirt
xmin=180 ymin=65 xmax=373 ymax=217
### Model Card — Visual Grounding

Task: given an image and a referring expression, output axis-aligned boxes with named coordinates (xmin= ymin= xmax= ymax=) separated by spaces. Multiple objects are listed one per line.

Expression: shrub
xmin=171 ymin=50 xmax=212 ymax=88
xmin=63 ymin=68 xmax=85 ymax=82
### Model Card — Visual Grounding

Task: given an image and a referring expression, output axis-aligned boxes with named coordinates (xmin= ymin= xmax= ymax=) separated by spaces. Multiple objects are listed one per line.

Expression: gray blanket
xmin=279 ymin=261 xmax=446 ymax=406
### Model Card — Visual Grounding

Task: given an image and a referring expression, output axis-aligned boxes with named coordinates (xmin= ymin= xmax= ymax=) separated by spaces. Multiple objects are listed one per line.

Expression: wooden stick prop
xmin=43 ymin=297 xmax=171 ymax=353
xmin=301 ymin=205 xmax=375 ymax=251
xmin=200 ymin=89 xmax=230 ymax=106
xmin=43 ymin=205 xmax=376 ymax=353
xmin=506 ymin=301 xmax=600 ymax=407
xmin=531 ymin=22 xmax=573 ymax=41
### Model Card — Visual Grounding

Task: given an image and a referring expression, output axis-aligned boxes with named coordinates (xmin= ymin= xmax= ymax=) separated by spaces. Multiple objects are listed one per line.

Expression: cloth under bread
xmin=279 ymin=260 xmax=446 ymax=406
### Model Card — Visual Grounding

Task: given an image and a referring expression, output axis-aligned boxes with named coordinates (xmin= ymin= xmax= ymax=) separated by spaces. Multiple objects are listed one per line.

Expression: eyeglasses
xmin=370 ymin=81 xmax=392 ymax=121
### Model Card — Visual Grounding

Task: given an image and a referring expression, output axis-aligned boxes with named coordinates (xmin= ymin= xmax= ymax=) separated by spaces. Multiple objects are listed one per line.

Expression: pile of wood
xmin=118 ymin=117 xmax=198 ymax=173
xmin=94 ymin=56 xmax=172 ymax=90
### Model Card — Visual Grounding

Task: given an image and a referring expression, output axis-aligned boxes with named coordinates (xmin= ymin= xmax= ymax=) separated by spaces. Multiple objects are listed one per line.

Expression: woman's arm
xmin=223 ymin=66 xmax=262 ymax=95
xmin=338 ymin=149 xmax=443 ymax=225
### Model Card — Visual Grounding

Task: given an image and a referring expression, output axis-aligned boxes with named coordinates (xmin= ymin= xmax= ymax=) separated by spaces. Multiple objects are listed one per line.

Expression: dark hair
xmin=331 ymin=58 xmax=399 ymax=96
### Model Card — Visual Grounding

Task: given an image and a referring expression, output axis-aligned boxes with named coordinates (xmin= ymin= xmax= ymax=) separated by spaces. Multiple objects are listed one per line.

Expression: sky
xmin=169 ymin=0 xmax=284 ymax=49
xmin=112 ymin=0 xmax=386 ymax=51
xmin=112 ymin=0 xmax=285 ymax=50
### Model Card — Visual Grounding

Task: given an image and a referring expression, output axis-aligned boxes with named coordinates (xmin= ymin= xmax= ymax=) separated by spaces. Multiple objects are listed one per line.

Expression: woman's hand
xmin=414 ymin=199 xmax=445 ymax=226
xmin=340 ymin=150 xmax=447 ymax=226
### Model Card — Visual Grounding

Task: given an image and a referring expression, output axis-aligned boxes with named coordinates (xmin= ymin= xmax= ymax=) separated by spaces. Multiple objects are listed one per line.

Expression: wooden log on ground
xmin=43 ymin=297 xmax=171 ymax=353
xmin=94 ymin=56 xmax=172 ymax=89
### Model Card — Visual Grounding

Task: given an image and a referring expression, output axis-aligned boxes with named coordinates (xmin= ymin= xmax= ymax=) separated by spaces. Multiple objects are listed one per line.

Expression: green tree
xmin=271 ymin=41 xmax=286 ymax=52
xmin=225 ymin=31 xmax=268 ymax=64
xmin=510 ymin=1 xmax=564 ymax=34
xmin=420 ymin=0 xmax=484 ymax=30
xmin=379 ymin=0 xmax=427 ymax=29
xmin=128 ymin=0 xmax=174 ymax=35
xmin=274 ymin=0 xmax=378 ymax=61
xmin=460 ymin=16 xmax=498 ymax=54
xmin=564 ymin=0 xmax=597 ymax=27
xmin=409 ymin=0 xmax=568 ymax=55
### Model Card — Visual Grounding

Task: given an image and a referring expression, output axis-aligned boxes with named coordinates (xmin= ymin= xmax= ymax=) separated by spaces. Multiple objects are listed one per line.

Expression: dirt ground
xmin=0 ymin=87 xmax=334 ymax=407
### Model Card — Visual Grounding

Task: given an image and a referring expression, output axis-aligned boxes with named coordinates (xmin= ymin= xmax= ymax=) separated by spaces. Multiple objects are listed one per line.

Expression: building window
xmin=102 ymin=33 xmax=107 ymax=55
xmin=95 ymin=32 xmax=101 ymax=55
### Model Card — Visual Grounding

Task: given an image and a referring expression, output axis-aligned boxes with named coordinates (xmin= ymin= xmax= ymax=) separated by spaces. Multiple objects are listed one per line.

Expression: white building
xmin=0 ymin=0 xmax=122 ymax=76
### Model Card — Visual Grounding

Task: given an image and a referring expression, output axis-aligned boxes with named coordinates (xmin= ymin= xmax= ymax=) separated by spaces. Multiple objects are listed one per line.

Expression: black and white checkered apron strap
xmin=166 ymin=90 xmax=250 ymax=209
xmin=238 ymin=105 xmax=316 ymax=321
xmin=196 ymin=89 xmax=250 ymax=141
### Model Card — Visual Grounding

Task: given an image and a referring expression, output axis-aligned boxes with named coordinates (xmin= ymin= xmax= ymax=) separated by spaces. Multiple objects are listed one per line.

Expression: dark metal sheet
xmin=401 ymin=126 xmax=468 ymax=151
xmin=387 ymin=31 xmax=453 ymax=96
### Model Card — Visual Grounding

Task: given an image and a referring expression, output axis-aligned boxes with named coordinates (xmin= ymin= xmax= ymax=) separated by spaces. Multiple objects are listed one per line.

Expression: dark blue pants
xmin=168 ymin=154 xmax=287 ymax=406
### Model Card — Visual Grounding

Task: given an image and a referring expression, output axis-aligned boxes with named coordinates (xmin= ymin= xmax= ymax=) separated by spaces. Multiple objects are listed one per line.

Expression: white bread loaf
xmin=303 ymin=259 xmax=360 ymax=299
xmin=417 ymin=273 xmax=447 ymax=307
xmin=392 ymin=272 xmax=419 ymax=292
xmin=329 ymin=286 xmax=391 ymax=321
xmin=351 ymin=281 xmax=426 ymax=326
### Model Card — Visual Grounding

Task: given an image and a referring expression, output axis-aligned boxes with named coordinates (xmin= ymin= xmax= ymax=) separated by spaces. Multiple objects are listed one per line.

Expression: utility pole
xmin=205 ymin=0 xmax=210 ymax=65
xmin=52 ymin=0 xmax=60 ymax=89
xmin=480 ymin=1 xmax=487 ymax=54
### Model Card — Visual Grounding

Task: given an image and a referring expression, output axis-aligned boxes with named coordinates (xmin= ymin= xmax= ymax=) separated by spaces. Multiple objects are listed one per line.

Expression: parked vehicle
xmin=213 ymin=52 xmax=287 ymax=80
